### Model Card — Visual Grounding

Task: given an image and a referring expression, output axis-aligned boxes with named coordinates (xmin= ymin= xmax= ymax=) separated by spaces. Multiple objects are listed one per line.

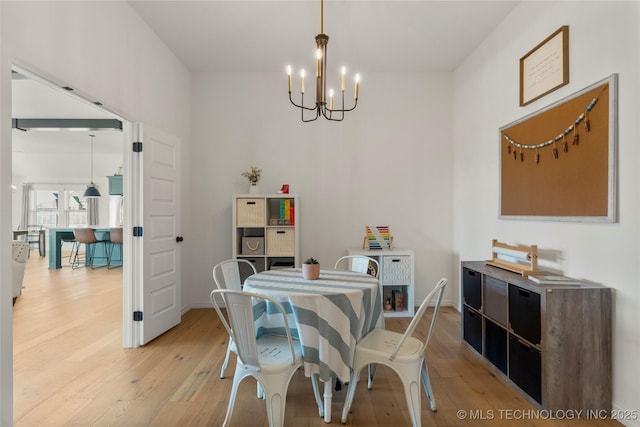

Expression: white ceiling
xmin=11 ymin=72 xmax=123 ymax=157
xmin=12 ymin=1 xmax=520 ymax=158
xmin=129 ymin=0 xmax=520 ymax=72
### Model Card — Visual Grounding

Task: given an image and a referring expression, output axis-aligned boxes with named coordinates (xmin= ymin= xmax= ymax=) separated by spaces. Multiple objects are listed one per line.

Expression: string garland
xmin=502 ymin=83 xmax=607 ymax=164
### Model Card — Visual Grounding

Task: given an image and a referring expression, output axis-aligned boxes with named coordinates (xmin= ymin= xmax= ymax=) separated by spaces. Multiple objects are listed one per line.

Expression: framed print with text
xmin=520 ymin=26 xmax=569 ymax=106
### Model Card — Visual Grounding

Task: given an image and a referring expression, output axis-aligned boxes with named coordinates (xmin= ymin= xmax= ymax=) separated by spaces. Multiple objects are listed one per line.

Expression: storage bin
xmin=508 ymin=284 xmax=541 ymax=345
xmin=484 ymin=276 xmax=507 ymax=326
xmin=241 ymin=237 xmax=264 ymax=255
xmin=381 ymin=255 xmax=411 ymax=284
xmin=238 ymin=258 xmax=265 ymax=283
xmin=463 ymin=267 xmax=482 ymax=310
xmin=485 ymin=318 xmax=508 ymax=374
xmin=509 ymin=334 xmax=542 ymax=403
xmin=236 ymin=198 xmax=266 ymax=227
xmin=266 ymin=228 xmax=295 ymax=256
xmin=463 ymin=306 xmax=483 ymax=354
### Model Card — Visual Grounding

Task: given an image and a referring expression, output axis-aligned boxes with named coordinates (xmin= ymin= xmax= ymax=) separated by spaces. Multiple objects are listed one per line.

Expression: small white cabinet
xmin=232 ymin=194 xmax=299 ymax=277
xmin=348 ymin=248 xmax=415 ymax=317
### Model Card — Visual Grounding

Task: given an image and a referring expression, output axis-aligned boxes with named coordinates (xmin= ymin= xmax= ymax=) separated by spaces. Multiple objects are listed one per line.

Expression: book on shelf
xmin=527 ymin=273 xmax=582 ymax=285
xmin=392 ymin=289 xmax=403 ymax=311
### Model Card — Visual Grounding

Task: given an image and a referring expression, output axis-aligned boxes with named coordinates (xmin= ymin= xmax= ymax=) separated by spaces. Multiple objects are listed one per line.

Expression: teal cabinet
xmin=108 ymin=175 xmax=123 ymax=195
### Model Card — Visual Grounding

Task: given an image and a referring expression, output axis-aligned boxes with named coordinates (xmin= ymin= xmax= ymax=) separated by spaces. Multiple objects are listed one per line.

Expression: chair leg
xmin=310 ymin=374 xmax=324 ymax=417
xmin=71 ymin=243 xmax=82 ymax=270
xmin=222 ymin=369 xmax=243 ymax=427
xmin=264 ymin=384 xmax=287 ymax=427
xmin=421 ymin=361 xmax=437 ymax=411
xmin=341 ymin=370 xmax=359 ymax=424
xmin=220 ymin=342 xmax=232 ymax=379
xmin=402 ymin=378 xmax=422 ymax=427
xmin=367 ymin=363 xmax=378 ymax=389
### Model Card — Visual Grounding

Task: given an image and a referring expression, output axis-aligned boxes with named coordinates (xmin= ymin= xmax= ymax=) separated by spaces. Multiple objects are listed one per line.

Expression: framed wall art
xmin=520 ymin=25 xmax=569 ymax=106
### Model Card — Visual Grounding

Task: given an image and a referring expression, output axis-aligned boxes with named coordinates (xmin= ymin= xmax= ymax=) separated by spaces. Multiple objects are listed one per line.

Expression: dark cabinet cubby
xmin=484 ymin=318 xmax=507 ymax=374
xmin=462 ymin=267 xmax=482 ymax=310
xmin=508 ymin=284 xmax=541 ymax=345
xmin=463 ymin=306 xmax=482 ymax=354
xmin=509 ymin=334 xmax=542 ymax=404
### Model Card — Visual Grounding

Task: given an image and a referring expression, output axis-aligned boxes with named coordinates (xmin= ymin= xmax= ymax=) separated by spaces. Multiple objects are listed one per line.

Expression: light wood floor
xmin=12 ymin=255 xmax=621 ymax=426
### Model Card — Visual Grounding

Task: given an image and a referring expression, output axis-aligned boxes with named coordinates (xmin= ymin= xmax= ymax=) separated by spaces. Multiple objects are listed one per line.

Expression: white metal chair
xmin=341 ymin=278 xmax=448 ymax=426
xmin=212 ymin=259 xmax=258 ymax=378
xmin=210 ymin=289 xmax=302 ymax=427
xmin=334 ymin=255 xmax=380 ymax=277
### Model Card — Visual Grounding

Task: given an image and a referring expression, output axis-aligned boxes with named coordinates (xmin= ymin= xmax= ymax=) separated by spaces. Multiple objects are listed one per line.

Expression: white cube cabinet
xmin=348 ymin=248 xmax=415 ymax=317
xmin=232 ymin=194 xmax=299 ymax=281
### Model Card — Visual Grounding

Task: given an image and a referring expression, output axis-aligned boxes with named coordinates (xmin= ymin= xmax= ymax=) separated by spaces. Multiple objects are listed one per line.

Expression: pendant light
xmin=83 ymin=134 xmax=101 ymax=198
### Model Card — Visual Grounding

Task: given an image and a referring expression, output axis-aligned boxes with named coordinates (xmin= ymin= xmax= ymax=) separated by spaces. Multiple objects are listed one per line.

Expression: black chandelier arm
xmin=326 ymin=102 xmax=358 ymax=113
xmin=321 ymin=107 xmax=344 ymax=121
xmin=289 ymin=92 xmax=318 ymax=111
xmin=301 ymin=106 xmax=321 ymax=122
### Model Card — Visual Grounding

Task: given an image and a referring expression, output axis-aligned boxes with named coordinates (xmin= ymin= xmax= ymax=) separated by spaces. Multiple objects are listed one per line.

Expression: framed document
xmin=520 ymin=26 xmax=569 ymax=106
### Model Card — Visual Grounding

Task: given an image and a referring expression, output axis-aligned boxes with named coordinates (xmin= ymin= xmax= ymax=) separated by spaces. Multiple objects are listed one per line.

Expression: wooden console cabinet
xmin=461 ymin=261 xmax=611 ymax=411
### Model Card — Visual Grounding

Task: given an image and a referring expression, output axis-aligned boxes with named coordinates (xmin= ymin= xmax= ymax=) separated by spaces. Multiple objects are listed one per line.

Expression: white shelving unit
xmin=232 ymin=194 xmax=299 ymax=281
xmin=348 ymin=247 xmax=415 ymax=317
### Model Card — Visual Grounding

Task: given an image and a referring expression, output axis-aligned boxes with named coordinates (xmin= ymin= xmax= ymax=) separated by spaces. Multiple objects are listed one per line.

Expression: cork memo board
xmin=500 ymin=74 xmax=617 ymax=222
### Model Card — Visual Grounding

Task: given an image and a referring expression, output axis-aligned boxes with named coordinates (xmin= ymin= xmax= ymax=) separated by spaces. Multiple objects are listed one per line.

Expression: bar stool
xmin=108 ymin=227 xmax=123 ymax=269
xmin=71 ymin=228 xmax=109 ymax=269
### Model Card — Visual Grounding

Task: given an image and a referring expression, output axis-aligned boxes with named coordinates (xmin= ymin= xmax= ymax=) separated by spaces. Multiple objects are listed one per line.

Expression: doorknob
xmin=176 ymin=236 xmax=184 ymax=243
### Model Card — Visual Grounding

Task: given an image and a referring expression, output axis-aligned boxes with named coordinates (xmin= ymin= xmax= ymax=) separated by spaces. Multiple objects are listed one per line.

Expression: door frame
xmin=8 ymin=64 xmax=138 ymax=347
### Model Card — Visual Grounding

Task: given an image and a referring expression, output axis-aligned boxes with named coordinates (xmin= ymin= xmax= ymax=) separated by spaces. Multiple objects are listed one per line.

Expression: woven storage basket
xmin=266 ymin=228 xmax=295 ymax=256
xmin=236 ymin=198 xmax=266 ymax=227
xmin=381 ymin=256 xmax=412 ymax=284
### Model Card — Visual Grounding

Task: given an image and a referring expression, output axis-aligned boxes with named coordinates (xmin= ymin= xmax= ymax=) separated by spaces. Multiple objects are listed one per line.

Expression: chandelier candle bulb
xmin=300 ymin=69 xmax=305 ymax=93
xmin=287 ymin=66 xmax=292 ymax=93
xmin=355 ymin=74 xmax=360 ymax=100
xmin=316 ymin=49 xmax=322 ymax=77
xmin=341 ymin=67 xmax=346 ymax=92
xmin=329 ymin=89 xmax=334 ymax=110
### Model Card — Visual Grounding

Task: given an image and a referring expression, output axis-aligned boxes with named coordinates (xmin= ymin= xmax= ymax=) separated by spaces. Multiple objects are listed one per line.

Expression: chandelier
xmin=287 ymin=0 xmax=359 ymax=122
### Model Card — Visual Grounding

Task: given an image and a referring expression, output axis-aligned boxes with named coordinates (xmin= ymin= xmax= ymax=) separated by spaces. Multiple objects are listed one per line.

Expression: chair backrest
xmin=210 ymin=289 xmax=297 ymax=370
xmin=334 ymin=255 xmax=380 ymax=278
xmin=212 ymin=259 xmax=258 ymax=291
xmin=12 ymin=241 xmax=29 ymax=263
xmin=73 ymin=228 xmax=98 ymax=244
xmin=110 ymin=227 xmax=123 ymax=243
xmin=390 ymin=277 xmax=448 ymax=361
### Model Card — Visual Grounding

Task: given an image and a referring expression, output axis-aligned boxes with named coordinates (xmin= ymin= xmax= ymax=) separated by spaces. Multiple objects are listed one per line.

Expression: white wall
xmin=452 ymin=1 xmax=640 ymax=422
xmin=187 ymin=71 xmax=455 ymax=307
xmin=0 ymin=1 xmax=191 ymax=423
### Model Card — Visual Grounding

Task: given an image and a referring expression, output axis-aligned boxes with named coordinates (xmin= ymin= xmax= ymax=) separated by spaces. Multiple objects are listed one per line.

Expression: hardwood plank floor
xmin=13 ymin=256 xmax=621 ymax=426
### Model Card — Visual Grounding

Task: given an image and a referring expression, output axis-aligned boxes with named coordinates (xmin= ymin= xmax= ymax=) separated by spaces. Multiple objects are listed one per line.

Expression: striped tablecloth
xmin=244 ymin=268 xmax=382 ymax=383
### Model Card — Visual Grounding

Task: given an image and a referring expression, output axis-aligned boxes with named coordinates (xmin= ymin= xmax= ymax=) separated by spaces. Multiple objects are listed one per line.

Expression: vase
xmin=302 ymin=263 xmax=320 ymax=280
xmin=249 ymin=184 xmax=259 ymax=194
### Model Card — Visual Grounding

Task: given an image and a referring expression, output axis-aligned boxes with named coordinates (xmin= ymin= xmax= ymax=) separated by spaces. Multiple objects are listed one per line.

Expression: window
xmin=66 ymin=190 xmax=88 ymax=227
xmin=31 ymin=184 xmax=88 ymax=228
xmin=34 ymin=190 xmax=59 ymax=228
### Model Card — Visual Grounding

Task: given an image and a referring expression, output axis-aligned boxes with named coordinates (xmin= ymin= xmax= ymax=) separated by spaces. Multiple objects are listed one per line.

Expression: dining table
xmin=243 ymin=267 xmax=382 ymax=423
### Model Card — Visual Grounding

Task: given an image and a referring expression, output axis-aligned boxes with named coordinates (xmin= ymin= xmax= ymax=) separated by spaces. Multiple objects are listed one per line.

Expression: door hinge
xmin=133 ymin=141 xmax=143 ymax=152
xmin=133 ymin=311 xmax=143 ymax=321
xmin=133 ymin=226 xmax=143 ymax=237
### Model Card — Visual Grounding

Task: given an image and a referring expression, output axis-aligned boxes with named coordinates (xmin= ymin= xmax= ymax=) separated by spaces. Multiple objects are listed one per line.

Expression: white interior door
xmin=137 ymin=123 xmax=182 ymax=344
